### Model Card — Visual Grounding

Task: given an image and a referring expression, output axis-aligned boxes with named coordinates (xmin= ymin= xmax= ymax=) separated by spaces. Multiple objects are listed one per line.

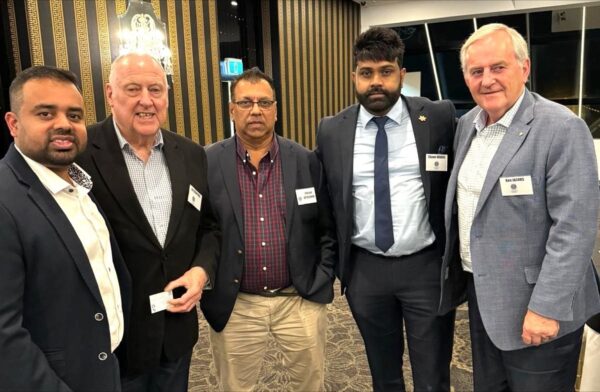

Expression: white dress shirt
xmin=352 ymin=98 xmax=435 ymax=256
xmin=16 ymin=146 xmax=124 ymax=352
xmin=457 ymin=91 xmax=525 ymax=272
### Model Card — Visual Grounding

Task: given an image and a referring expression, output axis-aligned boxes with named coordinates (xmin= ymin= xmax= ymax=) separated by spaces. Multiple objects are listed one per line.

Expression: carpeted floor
xmin=189 ymin=282 xmax=473 ymax=392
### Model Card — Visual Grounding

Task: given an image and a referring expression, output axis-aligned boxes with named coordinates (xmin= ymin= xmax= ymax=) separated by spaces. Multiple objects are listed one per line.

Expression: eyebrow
xmin=31 ymin=104 xmax=83 ymax=113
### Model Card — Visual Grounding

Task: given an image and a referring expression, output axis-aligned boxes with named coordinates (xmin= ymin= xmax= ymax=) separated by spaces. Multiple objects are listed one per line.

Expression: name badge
xmin=296 ymin=187 xmax=317 ymax=205
xmin=149 ymin=291 xmax=173 ymax=314
xmin=188 ymin=185 xmax=202 ymax=211
xmin=499 ymin=176 xmax=534 ymax=196
xmin=425 ymin=154 xmax=448 ymax=171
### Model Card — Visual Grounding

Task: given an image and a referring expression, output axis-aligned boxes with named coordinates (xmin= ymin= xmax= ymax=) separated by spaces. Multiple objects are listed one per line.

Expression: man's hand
xmin=521 ymin=309 xmax=559 ymax=345
xmin=164 ymin=266 xmax=208 ymax=313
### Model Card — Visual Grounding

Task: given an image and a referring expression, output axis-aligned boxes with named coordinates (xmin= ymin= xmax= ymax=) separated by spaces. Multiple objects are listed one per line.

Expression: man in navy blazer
xmin=440 ymin=23 xmax=600 ymax=391
xmin=0 ymin=66 xmax=130 ymax=391
xmin=316 ymin=27 xmax=456 ymax=391
xmin=201 ymin=67 xmax=336 ymax=392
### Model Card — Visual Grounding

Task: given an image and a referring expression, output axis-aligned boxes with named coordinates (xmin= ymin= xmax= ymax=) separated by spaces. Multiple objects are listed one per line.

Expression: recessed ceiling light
xmin=231 ymin=1 xmax=238 ymax=6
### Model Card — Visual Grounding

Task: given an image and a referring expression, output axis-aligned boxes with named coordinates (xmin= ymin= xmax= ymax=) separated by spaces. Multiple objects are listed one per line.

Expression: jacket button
xmin=233 ymin=278 xmax=239 ymax=284
xmin=94 ymin=313 xmax=104 ymax=321
xmin=237 ymin=249 xmax=243 ymax=255
xmin=98 ymin=352 xmax=108 ymax=361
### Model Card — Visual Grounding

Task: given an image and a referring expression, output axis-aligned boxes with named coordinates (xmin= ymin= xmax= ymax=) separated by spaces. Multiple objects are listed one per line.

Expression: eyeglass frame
xmin=231 ymin=99 xmax=277 ymax=110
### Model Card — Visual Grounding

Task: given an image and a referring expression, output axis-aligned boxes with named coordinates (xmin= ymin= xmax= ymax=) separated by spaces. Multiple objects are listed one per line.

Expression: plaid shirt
xmin=236 ymin=136 xmax=290 ymax=293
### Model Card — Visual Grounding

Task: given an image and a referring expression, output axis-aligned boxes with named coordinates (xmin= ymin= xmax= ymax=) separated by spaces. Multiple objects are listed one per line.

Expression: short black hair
xmin=230 ymin=67 xmax=276 ymax=101
xmin=353 ymin=27 xmax=405 ymax=68
xmin=9 ymin=65 xmax=81 ymax=113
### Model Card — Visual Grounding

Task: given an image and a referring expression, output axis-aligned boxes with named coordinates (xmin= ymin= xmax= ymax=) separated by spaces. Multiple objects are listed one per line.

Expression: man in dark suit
xmin=77 ymin=53 xmax=220 ymax=392
xmin=0 ymin=65 xmax=130 ymax=391
xmin=315 ymin=27 xmax=457 ymax=391
xmin=201 ymin=67 xmax=336 ymax=392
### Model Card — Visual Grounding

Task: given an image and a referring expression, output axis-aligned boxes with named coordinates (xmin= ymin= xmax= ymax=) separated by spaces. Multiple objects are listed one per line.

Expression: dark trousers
xmin=467 ymin=275 xmax=583 ymax=392
xmin=346 ymin=245 xmax=455 ymax=392
xmin=120 ymin=349 xmax=192 ymax=392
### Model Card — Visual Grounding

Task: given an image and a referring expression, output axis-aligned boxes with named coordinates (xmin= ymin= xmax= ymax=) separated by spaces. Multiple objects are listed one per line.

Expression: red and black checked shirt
xmin=236 ymin=136 xmax=290 ymax=293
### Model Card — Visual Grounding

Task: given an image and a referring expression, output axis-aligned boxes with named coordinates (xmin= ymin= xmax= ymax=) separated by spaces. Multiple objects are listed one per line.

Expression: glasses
xmin=233 ymin=100 xmax=276 ymax=110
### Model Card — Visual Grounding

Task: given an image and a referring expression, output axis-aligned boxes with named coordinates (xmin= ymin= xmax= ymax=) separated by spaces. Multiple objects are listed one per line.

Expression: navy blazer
xmin=201 ymin=135 xmax=337 ymax=332
xmin=315 ymin=96 xmax=456 ymax=293
xmin=0 ymin=144 xmax=131 ymax=391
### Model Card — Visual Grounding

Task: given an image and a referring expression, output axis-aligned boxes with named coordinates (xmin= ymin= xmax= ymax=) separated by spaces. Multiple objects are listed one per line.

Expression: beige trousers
xmin=209 ymin=292 xmax=327 ymax=392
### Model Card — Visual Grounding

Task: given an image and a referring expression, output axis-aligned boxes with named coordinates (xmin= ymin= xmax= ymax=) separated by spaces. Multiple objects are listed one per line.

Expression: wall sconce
xmin=117 ymin=0 xmax=173 ymax=75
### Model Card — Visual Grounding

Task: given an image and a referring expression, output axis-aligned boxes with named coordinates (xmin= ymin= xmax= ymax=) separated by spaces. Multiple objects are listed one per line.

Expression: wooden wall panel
xmin=8 ymin=0 xmax=224 ymax=145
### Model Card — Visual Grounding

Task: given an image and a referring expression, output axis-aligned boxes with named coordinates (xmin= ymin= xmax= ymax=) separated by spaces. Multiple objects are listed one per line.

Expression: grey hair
xmin=460 ymin=23 xmax=529 ymax=73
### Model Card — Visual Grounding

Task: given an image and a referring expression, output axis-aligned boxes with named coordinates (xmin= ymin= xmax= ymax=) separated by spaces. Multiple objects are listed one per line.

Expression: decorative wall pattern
xmin=9 ymin=0 xmax=224 ymax=145
xmin=276 ymin=0 xmax=360 ymax=148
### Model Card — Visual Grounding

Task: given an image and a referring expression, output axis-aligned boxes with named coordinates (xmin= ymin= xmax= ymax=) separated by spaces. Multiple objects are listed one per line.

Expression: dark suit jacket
xmin=315 ymin=96 xmax=456 ymax=293
xmin=77 ymin=117 xmax=220 ymax=375
xmin=200 ymin=135 xmax=337 ymax=332
xmin=0 ymin=144 xmax=131 ymax=391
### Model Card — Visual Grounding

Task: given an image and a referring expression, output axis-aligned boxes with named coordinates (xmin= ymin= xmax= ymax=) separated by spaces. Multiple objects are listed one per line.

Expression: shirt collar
xmin=473 ymin=90 xmax=526 ymax=132
xmin=113 ymin=118 xmax=164 ymax=151
xmin=358 ymin=95 xmax=404 ymax=128
xmin=15 ymin=145 xmax=93 ymax=195
xmin=235 ymin=134 xmax=279 ymax=163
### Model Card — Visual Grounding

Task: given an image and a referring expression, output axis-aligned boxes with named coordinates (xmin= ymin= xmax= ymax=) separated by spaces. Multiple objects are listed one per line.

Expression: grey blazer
xmin=440 ymin=89 xmax=600 ymax=350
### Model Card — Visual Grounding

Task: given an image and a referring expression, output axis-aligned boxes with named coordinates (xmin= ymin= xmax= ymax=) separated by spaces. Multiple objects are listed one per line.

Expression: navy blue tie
xmin=373 ymin=116 xmax=394 ymax=253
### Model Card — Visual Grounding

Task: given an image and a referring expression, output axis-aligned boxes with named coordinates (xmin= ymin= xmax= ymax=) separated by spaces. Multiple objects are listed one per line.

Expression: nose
xmin=250 ymin=102 xmax=262 ymax=115
xmin=371 ymin=73 xmax=383 ymax=86
xmin=139 ymin=88 xmax=152 ymax=105
xmin=481 ymin=68 xmax=495 ymax=88
xmin=54 ymin=112 xmax=72 ymax=129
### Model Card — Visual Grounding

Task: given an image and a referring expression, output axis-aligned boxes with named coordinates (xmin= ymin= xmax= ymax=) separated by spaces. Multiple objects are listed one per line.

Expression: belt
xmin=241 ymin=286 xmax=299 ymax=297
xmin=352 ymin=242 xmax=437 ymax=260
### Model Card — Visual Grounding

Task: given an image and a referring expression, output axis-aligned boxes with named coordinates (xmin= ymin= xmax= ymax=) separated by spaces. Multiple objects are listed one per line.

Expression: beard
xmin=23 ymin=128 xmax=86 ymax=169
xmin=355 ymin=85 xmax=402 ymax=116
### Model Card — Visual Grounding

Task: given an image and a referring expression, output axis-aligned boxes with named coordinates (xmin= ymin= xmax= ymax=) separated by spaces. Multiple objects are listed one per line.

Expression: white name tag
xmin=296 ymin=187 xmax=317 ymax=205
xmin=425 ymin=154 xmax=448 ymax=171
xmin=187 ymin=185 xmax=202 ymax=211
xmin=149 ymin=291 xmax=173 ymax=314
xmin=499 ymin=176 xmax=534 ymax=196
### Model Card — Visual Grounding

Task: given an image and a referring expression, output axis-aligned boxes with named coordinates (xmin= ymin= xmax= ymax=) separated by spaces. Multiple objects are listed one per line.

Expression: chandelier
xmin=117 ymin=0 xmax=173 ymax=75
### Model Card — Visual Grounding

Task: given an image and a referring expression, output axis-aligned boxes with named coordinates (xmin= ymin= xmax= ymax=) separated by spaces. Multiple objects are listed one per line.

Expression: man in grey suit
xmin=440 ymin=23 xmax=600 ymax=391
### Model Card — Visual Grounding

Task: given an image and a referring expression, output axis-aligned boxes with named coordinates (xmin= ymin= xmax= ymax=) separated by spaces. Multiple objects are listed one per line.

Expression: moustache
xmin=367 ymin=88 xmax=387 ymax=96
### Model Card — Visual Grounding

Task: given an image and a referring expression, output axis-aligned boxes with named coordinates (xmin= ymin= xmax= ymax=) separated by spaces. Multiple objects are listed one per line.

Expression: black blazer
xmin=201 ymin=135 xmax=337 ymax=332
xmin=315 ymin=96 xmax=456 ymax=292
xmin=77 ymin=117 xmax=220 ymax=376
xmin=0 ymin=145 xmax=131 ymax=391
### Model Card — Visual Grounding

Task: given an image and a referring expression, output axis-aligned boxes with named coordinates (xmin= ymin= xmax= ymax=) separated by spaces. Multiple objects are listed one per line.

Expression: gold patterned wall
xmin=277 ymin=0 xmax=360 ymax=148
xmin=8 ymin=0 xmax=224 ymax=145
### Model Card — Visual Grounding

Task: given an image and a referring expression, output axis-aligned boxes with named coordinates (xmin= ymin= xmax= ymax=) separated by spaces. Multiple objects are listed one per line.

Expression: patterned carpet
xmin=189 ymin=282 xmax=473 ymax=392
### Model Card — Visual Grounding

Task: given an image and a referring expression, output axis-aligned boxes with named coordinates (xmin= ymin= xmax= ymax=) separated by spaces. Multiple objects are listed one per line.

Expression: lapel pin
xmin=518 ymin=131 xmax=523 ymax=136
xmin=418 ymin=115 xmax=427 ymax=122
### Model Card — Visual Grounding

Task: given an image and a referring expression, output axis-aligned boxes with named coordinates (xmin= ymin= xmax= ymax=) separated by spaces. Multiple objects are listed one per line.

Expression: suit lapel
xmin=278 ymin=136 xmax=297 ymax=240
xmin=162 ymin=131 xmax=187 ymax=248
xmin=6 ymin=146 xmax=104 ymax=308
xmin=89 ymin=118 xmax=161 ymax=248
xmin=404 ymin=96 xmax=431 ymax=205
xmin=475 ymin=92 xmax=534 ymax=217
xmin=219 ymin=138 xmax=244 ymax=239
xmin=340 ymin=106 xmax=359 ymax=212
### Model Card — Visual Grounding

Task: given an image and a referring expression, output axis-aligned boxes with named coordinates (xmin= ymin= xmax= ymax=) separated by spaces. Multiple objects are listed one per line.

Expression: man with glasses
xmin=201 ymin=67 xmax=336 ymax=392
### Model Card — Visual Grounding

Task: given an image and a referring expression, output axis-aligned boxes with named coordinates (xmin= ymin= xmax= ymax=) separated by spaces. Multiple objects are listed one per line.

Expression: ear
xmin=4 ymin=112 xmax=19 ymax=138
xmin=521 ymin=58 xmax=531 ymax=83
xmin=105 ymin=83 xmax=114 ymax=106
xmin=351 ymin=71 xmax=356 ymax=85
xmin=399 ymin=67 xmax=407 ymax=87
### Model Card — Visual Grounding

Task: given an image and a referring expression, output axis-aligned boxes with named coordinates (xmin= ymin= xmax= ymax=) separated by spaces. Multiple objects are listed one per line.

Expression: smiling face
xmin=230 ymin=79 xmax=277 ymax=146
xmin=5 ymin=78 xmax=86 ymax=178
xmin=106 ymin=54 xmax=168 ymax=142
xmin=463 ymin=30 xmax=530 ymax=125
xmin=353 ymin=59 xmax=405 ymax=116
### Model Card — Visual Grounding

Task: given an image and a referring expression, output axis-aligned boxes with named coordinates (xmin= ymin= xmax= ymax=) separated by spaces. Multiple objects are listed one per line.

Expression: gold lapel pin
xmin=418 ymin=115 xmax=427 ymax=122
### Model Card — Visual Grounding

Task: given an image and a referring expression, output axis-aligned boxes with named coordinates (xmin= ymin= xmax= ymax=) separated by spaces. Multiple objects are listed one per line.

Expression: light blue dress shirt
xmin=352 ymin=98 xmax=435 ymax=256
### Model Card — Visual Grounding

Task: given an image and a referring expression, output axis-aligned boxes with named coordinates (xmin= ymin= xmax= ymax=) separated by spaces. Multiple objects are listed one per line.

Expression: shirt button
xmin=94 ymin=313 xmax=104 ymax=321
xmin=68 ymin=188 xmax=74 ymax=193
xmin=263 ymin=286 xmax=268 ymax=290
xmin=259 ymin=194 xmax=263 ymax=198
xmin=252 ymin=171 xmax=256 ymax=176
xmin=261 ymin=242 xmax=266 ymax=246
xmin=98 ymin=352 xmax=108 ymax=361
xmin=260 ymin=217 xmax=264 ymax=222
xmin=262 ymin=266 xmax=267 ymax=271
